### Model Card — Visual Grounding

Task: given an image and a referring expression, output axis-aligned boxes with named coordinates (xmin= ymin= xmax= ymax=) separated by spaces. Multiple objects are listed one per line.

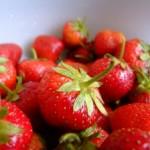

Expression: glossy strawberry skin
xmin=116 ymin=39 xmax=147 ymax=69
xmin=14 ymin=81 xmax=39 ymax=119
xmin=110 ymin=103 xmax=150 ymax=131
xmin=63 ymin=21 xmax=87 ymax=47
xmin=38 ymin=70 xmax=100 ymax=131
xmin=33 ymin=35 xmax=64 ymax=62
xmin=88 ymin=57 xmax=135 ymax=103
xmin=0 ymin=60 xmax=16 ymax=95
xmin=17 ymin=59 xmax=55 ymax=82
xmin=100 ymin=128 xmax=150 ymax=150
xmin=0 ymin=100 xmax=33 ymax=150
xmin=94 ymin=30 xmax=125 ymax=56
xmin=0 ymin=43 xmax=22 ymax=66
xmin=130 ymin=92 xmax=150 ymax=104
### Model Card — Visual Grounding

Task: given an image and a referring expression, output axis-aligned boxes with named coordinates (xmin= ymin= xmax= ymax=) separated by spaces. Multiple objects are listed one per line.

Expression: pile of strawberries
xmin=0 ymin=18 xmax=150 ymax=150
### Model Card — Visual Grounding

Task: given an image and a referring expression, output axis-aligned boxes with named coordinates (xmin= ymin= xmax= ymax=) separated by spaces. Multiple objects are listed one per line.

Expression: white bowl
xmin=0 ymin=0 xmax=150 ymax=54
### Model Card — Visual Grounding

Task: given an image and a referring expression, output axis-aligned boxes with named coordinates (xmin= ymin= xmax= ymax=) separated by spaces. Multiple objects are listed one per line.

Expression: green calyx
xmin=72 ymin=18 xmax=89 ymax=38
xmin=31 ymin=48 xmax=38 ymax=60
xmin=0 ymin=76 xmax=24 ymax=102
xmin=0 ymin=106 xmax=22 ymax=144
xmin=54 ymin=58 xmax=117 ymax=116
xmin=58 ymin=125 xmax=99 ymax=150
xmin=140 ymin=41 xmax=150 ymax=68
xmin=0 ymin=57 xmax=8 ymax=64
xmin=0 ymin=57 xmax=8 ymax=73
xmin=135 ymin=68 xmax=150 ymax=93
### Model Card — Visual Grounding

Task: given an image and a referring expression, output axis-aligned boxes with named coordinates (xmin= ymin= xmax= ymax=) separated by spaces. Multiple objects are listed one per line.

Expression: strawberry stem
xmin=80 ymin=57 xmax=117 ymax=88
xmin=118 ymin=36 xmax=126 ymax=60
xmin=32 ymin=48 xmax=38 ymax=60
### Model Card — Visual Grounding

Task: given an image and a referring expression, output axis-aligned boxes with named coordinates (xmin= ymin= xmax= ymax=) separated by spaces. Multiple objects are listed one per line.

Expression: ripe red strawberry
xmin=116 ymin=39 xmax=150 ymax=70
xmin=0 ymin=57 xmax=16 ymax=95
xmin=94 ymin=29 xmax=125 ymax=56
xmin=63 ymin=19 xmax=88 ymax=47
xmin=18 ymin=55 xmax=55 ymax=82
xmin=28 ymin=133 xmax=45 ymax=150
xmin=0 ymin=43 xmax=22 ymax=66
xmin=88 ymin=57 xmax=135 ymax=103
xmin=0 ymin=77 xmax=40 ymax=121
xmin=100 ymin=128 xmax=150 ymax=150
xmin=38 ymin=62 xmax=108 ymax=131
xmin=0 ymin=100 xmax=33 ymax=150
xmin=110 ymin=103 xmax=150 ymax=131
xmin=33 ymin=35 xmax=64 ymax=62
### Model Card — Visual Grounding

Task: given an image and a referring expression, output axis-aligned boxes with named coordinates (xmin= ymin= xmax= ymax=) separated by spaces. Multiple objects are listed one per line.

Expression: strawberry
xmin=88 ymin=57 xmax=135 ymax=103
xmin=0 ymin=43 xmax=22 ymax=66
xmin=28 ymin=133 xmax=45 ymax=150
xmin=110 ymin=103 xmax=150 ymax=131
xmin=100 ymin=128 xmax=150 ymax=150
xmin=0 ymin=77 xmax=39 ymax=121
xmin=0 ymin=57 xmax=16 ymax=95
xmin=63 ymin=19 xmax=88 ymax=47
xmin=33 ymin=35 xmax=64 ymax=62
xmin=94 ymin=29 xmax=125 ymax=56
xmin=56 ymin=125 xmax=108 ymax=150
xmin=0 ymin=100 xmax=33 ymax=150
xmin=17 ymin=49 xmax=55 ymax=82
xmin=38 ymin=61 xmax=110 ymax=130
xmin=115 ymin=39 xmax=150 ymax=70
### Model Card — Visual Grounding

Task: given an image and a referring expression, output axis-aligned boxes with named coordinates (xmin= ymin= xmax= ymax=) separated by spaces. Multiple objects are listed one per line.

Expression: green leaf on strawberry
xmin=54 ymin=60 xmax=115 ymax=116
xmin=0 ymin=106 xmax=22 ymax=144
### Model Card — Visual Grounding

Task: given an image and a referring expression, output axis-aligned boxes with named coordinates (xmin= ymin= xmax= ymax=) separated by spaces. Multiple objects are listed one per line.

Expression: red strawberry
xmin=0 ymin=57 xmax=16 ymax=95
xmin=100 ymin=128 xmax=150 ymax=150
xmin=63 ymin=19 xmax=88 ymax=47
xmin=116 ymin=39 xmax=150 ymax=70
xmin=33 ymin=35 xmax=64 ymax=62
xmin=94 ymin=29 xmax=125 ymax=56
xmin=0 ymin=43 xmax=22 ymax=66
xmin=0 ymin=77 xmax=39 ymax=121
xmin=28 ymin=133 xmax=45 ymax=150
xmin=17 ymin=50 xmax=55 ymax=82
xmin=38 ymin=61 xmax=108 ymax=131
xmin=88 ymin=57 xmax=135 ymax=103
xmin=0 ymin=100 xmax=33 ymax=150
xmin=14 ymin=81 xmax=40 ymax=119
xmin=110 ymin=103 xmax=150 ymax=131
